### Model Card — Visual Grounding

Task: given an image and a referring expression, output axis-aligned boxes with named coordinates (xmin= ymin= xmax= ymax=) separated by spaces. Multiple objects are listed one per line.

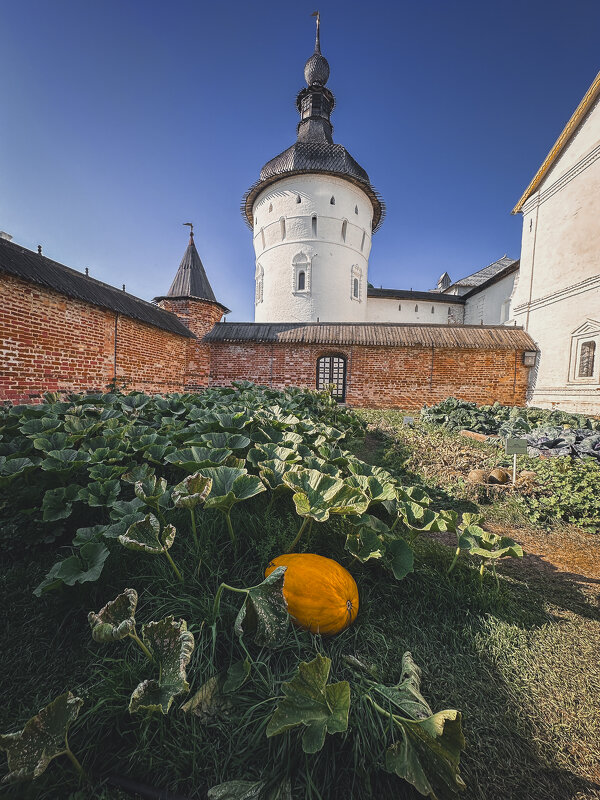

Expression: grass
xmin=1 ymin=411 xmax=600 ymax=799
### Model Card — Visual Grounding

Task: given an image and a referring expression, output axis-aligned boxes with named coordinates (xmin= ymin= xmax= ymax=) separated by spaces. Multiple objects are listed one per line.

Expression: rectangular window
xmin=578 ymin=341 xmax=596 ymax=377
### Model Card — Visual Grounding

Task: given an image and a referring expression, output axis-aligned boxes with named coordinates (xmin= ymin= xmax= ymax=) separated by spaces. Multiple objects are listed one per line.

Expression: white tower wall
xmin=252 ymin=174 xmax=373 ymax=323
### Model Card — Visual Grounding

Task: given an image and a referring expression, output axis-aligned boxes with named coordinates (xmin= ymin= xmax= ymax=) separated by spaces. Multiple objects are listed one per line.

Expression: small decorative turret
xmin=154 ymin=226 xmax=229 ymax=390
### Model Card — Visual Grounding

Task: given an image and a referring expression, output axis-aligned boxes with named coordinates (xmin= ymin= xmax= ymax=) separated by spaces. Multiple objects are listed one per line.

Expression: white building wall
xmin=463 ymin=272 xmax=517 ymax=325
xmin=252 ymin=174 xmax=373 ymax=323
xmin=512 ymin=94 xmax=600 ymax=414
xmin=366 ymin=297 xmax=464 ymax=324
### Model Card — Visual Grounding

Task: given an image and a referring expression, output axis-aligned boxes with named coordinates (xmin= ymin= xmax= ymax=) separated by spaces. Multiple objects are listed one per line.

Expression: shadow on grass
xmin=1 ymin=502 xmax=599 ymax=798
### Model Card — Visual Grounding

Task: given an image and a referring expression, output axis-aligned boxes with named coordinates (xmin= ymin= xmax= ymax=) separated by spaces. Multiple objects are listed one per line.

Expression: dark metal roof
xmin=243 ymin=22 xmax=384 ymax=232
xmin=167 ymin=234 xmax=217 ymax=301
xmin=153 ymin=233 xmax=230 ymax=313
xmin=368 ymin=288 xmax=465 ymax=304
xmin=445 ymin=256 xmax=518 ymax=291
xmin=461 ymin=259 xmax=520 ymax=299
xmin=204 ymin=322 xmax=538 ymax=351
xmin=0 ymin=237 xmax=194 ymax=338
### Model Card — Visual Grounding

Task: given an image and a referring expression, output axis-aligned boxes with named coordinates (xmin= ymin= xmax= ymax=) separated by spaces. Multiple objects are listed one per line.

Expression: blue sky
xmin=2 ymin=0 xmax=599 ymax=320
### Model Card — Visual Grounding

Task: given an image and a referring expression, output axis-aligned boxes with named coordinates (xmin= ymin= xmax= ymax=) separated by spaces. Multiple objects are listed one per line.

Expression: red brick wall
xmin=208 ymin=341 xmax=530 ymax=408
xmin=0 ymin=274 xmax=189 ymax=403
xmin=158 ymin=298 xmax=224 ymax=390
xmin=1 ymin=271 xmax=530 ymax=408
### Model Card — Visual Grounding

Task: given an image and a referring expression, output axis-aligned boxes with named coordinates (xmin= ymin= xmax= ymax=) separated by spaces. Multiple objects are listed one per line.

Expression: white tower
xmin=243 ymin=15 xmax=384 ymax=323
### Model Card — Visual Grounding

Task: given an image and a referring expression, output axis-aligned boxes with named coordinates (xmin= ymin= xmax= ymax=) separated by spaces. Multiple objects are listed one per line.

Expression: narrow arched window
xmin=296 ymin=194 xmax=302 ymax=203
xmin=448 ymin=307 xmax=452 ymax=316
xmin=298 ymin=271 xmax=306 ymax=291
xmin=431 ymin=306 xmax=435 ymax=314
xmin=360 ymin=231 xmax=366 ymax=251
xmin=579 ymin=341 xmax=596 ymax=377
xmin=280 ymin=217 xmax=286 ymax=240
xmin=330 ymin=196 xmax=335 ymax=205
xmin=398 ymin=304 xmax=401 ymax=312
xmin=353 ymin=278 xmax=359 ymax=298
xmin=260 ymin=228 xmax=265 ymax=249
xmin=269 ymin=203 xmax=273 ymax=213
xmin=341 ymin=220 xmax=347 ymax=242
xmin=355 ymin=205 xmax=359 ymax=215
xmin=254 ymin=216 xmax=257 ymax=226
xmin=312 ymin=215 xmax=317 ymax=236
xmin=415 ymin=305 xmax=419 ymax=312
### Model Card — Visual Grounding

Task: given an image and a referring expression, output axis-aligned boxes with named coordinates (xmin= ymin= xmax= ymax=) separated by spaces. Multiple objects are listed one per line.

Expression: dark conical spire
xmin=166 ymin=225 xmax=217 ymax=302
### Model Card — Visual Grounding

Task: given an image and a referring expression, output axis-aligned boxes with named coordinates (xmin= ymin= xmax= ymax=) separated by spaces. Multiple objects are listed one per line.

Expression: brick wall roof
xmin=204 ymin=322 xmax=538 ymax=350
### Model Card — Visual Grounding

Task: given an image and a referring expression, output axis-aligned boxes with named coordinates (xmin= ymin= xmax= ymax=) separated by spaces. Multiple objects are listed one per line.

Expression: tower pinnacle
xmin=304 ymin=11 xmax=330 ymax=86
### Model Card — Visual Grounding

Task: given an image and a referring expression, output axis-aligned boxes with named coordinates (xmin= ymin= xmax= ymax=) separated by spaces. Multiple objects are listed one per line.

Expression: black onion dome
xmin=304 ymin=51 xmax=330 ymax=86
xmin=242 ymin=17 xmax=385 ymax=233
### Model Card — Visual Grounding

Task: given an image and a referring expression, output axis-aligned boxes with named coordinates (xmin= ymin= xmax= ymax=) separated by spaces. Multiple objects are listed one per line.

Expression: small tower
xmin=243 ymin=14 xmax=384 ymax=323
xmin=155 ymin=226 xmax=229 ymax=388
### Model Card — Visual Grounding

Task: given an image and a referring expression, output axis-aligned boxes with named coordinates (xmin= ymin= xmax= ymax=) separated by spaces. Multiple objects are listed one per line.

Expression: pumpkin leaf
xmin=199 ymin=432 xmax=252 ymax=450
xmin=172 ymin=472 xmax=212 ymax=509
xmin=207 ymin=780 xmax=264 ymax=800
xmin=72 ymin=525 xmax=106 ymax=546
xmin=129 ymin=617 xmax=194 ymax=714
xmin=398 ymin=501 xmax=445 ymax=532
xmin=87 ymin=462 xmax=128 ymax=482
xmin=180 ymin=675 xmax=232 ymax=720
xmin=0 ymin=692 xmax=83 ymax=784
xmin=300 ymin=456 xmax=342 ymax=477
xmin=345 ymin=528 xmax=384 ymax=562
xmin=457 ymin=526 xmax=523 ymax=561
xmin=387 ymin=537 xmax=415 ymax=580
xmin=368 ymin=652 xmax=466 ymax=799
xmin=282 ymin=469 xmax=369 ymax=523
xmin=369 ymin=652 xmax=432 ymax=719
xmin=258 ymin=459 xmax=300 ymax=495
xmin=77 ymin=479 xmax=121 ymax=507
xmin=118 ymin=514 xmax=175 ymax=554
xmin=165 ymin=446 xmax=232 ymax=472
xmin=203 ymin=467 xmax=266 ymax=515
xmin=234 ymin=567 xmax=289 ymax=647
xmin=247 ymin=444 xmax=301 ymax=467
xmin=88 ymin=588 xmax=137 ymax=642
xmin=349 ymin=513 xmax=390 ymax=534
xmin=384 ymin=711 xmax=466 ymax=800
xmin=121 ymin=463 xmax=156 ymax=484
xmin=41 ymin=485 xmax=80 ymax=522
xmin=207 ymin=778 xmax=292 ymax=800
xmin=18 ymin=417 xmax=62 ymax=436
xmin=266 ymin=653 xmax=350 ymax=754
xmin=223 ymin=658 xmax=251 ymax=693
xmin=134 ymin=476 xmax=167 ymax=505
xmin=33 ymin=542 xmax=110 ymax=596
xmin=40 ymin=449 xmax=89 ymax=472
xmin=345 ymin=474 xmax=397 ymax=504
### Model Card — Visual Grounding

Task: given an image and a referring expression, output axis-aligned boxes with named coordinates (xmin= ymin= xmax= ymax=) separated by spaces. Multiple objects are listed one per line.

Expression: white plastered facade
xmin=464 ymin=272 xmax=518 ymax=325
xmin=366 ymin=297 xmax=464 ymax=324
xmin=512 ymin=94 xmax=600 ymax=414
xmin=252 ymin=174 xmax=373 ymax=323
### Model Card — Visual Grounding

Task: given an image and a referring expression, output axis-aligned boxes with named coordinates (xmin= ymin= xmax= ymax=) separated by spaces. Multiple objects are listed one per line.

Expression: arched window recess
xmin=316 ymin=354 xmax=347 ymax=402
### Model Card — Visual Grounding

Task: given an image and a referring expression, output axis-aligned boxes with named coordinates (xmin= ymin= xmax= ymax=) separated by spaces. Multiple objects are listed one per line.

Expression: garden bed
xmin=1 ymin=392 xmax=599 ymax=799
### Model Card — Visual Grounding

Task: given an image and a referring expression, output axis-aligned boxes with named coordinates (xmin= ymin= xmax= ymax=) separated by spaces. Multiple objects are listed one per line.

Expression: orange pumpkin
xmin=265 ymin=553 xmax=359 ymax=635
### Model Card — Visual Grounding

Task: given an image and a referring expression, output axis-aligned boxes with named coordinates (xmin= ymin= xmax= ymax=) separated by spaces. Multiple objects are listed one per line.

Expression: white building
xmin=511 ymin=70 xmax=600 ymax=414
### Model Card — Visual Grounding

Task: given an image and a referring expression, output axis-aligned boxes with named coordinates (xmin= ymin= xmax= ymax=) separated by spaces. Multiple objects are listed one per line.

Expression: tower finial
xmin=311 ymin=10 xmax=321 ymax=53
xmin=183 ymin=222 xmax=194 ymax=244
